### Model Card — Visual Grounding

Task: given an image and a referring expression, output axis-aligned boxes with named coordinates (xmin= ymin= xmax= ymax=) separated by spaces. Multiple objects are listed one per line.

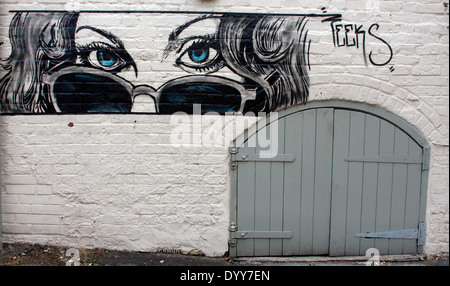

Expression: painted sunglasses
xmin=42 ymin=66 xmax=257 ymax=114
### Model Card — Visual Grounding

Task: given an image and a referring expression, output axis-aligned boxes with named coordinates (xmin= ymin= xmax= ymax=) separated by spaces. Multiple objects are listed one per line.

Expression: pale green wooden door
xmin=230 ymin=105 xmax=428 ymax=257
xmin=329 ymin=109 xmax=425 ymax=256
xmin=232 ymin=108 xmax=334 ymax=257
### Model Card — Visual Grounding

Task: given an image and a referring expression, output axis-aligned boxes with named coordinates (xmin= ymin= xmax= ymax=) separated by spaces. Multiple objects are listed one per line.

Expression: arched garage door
xmin=229 ymin=101 xmax=430 ymax=257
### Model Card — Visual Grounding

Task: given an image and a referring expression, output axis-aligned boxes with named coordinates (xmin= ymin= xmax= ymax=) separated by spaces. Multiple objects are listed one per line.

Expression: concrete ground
xmin=0 ymin=243 xmax=448 ymax=266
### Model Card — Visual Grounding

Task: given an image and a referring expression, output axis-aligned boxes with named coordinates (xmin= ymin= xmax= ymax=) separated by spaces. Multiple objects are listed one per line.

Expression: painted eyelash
xmin=178 ymin=59 xmax=222 ymax=73
xmin=190 ymin=64 xmax=221 ymax=73
xmin=177 ymin=37 xmax=223 ymax=73
xmin=175 ymin=35 xmax=215 ymax=54
xmin=77 ymin=42 xmax=107 ymax=63
xmin=183 ymin=37 xmax=219 ymax=55
xmin=76 ymin=42 xmax=138 ymax=76
xmin=76 ymin=42 xmax=126 ymax=70
xmin=76 ymin=42 xmax=115 ymax=55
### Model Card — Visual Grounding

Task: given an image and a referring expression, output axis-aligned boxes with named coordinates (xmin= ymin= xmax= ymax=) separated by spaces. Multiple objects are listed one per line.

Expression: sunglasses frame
xmin=42 ymin=66 xmax=257 ymax=114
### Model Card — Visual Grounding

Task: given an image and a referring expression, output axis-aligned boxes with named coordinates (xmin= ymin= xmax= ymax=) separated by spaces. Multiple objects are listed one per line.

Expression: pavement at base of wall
xmin=0 ymin=243 xmax=448 ymax=266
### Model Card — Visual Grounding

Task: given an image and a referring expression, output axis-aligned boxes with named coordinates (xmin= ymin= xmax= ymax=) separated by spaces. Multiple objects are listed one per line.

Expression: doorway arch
xmin=229 ymin=101 xmax=430 ymax=257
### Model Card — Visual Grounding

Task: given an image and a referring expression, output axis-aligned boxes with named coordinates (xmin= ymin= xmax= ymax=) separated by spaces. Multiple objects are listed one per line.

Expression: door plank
xmin=359 ymin=115 xmax=381 ymax=255
xmin=282 ymin=111 xmax=303 ymax=255
xmin=254 ymin=160 xmax=271 ymax=256
xmin=344 ymin=111 xmax=365 ymax=255
xmin=269 ymin=117 xmax=286 ymax=256
xmin=236 ymin=145 xmax=256 ymax=256
xmin=389 ymin=128 xmax=409 ymax=254
xmin=329 ymin=109 xmax=351 ymax=256
xmin=312 ymin=108 xmax=334 ymax=255
xmin=374 ymin=120 xmax=395 ymax=254
xmin=299 ymin=109 xmax=316 ymax=255
xmin=403 ymin=141 xmax=422 ymax=254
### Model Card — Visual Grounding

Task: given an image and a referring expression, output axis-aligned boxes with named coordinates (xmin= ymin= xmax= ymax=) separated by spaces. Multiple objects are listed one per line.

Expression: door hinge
xmin=229 ymin=222 xmax=237 ymax=247
xmin=229 ymin=147 xmax=296 ymax=168
xmin=229 ymin=147 xmax=238 ymax=170
xmin=230 ymin=231 xmax=293 ymax=239
xmin=228 ymin=221 xmax=293 ymax=245
xmin=228 ymin=238 xmax=237 ymax=247
xmin=235 ymin=154 xmax=295 ymax=162
xmin=355 ymin=222 xmax=426 ymax=246
xmin=229 ymin=222 xmax=237 ymax=232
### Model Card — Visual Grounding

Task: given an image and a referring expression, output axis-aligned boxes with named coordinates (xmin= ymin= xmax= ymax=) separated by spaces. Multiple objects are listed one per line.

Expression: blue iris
xmin=97 ymin=50 xmax=117 ymax=67
xmin=189 ymin=49 xmax=209 ymax=63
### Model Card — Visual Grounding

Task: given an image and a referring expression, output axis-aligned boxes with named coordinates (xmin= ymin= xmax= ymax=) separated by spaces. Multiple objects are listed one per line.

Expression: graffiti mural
xmin=0 ymin=11 xmax=392 ymax=114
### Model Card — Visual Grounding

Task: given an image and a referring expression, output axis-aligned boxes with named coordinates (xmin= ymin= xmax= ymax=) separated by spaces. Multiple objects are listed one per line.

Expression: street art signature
xmin=0 ymin=11 xmax=393 ymax=114
xmin=330 ymin=21 xmax=393 ymax=67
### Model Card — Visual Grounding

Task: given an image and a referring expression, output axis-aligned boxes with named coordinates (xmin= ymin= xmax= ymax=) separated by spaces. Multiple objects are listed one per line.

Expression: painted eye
xmin=87 ymin=49 xmax=124 ymax=70
xmin=97 ymin=50 xmax=118 ymax=67
xmin=189 ymin=48 xmax=210 ymax=63
xmin=176 ymin=38 xmax=222 ymax=73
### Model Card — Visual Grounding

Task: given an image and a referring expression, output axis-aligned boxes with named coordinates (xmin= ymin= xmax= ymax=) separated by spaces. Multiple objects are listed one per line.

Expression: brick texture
xmin=0 ymin=0 xmax=448 ymax=257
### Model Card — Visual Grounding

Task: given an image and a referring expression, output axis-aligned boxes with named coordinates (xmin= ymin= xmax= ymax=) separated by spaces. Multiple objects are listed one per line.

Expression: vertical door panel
xmin=330 ymin=110 xmax=423 ymax=256
xmin=344 ymin=111 xmax=365 ymax=255
xmin=299 ymin=109 xmax=317 ymax=255
xmin=388 ymin=129 xmax=409 ymax=254
xmin=329 ymin=110 xmax=350 ymax=256
xmin=268 ymin=117 xmax=286 ymax=256
xmin=282 ymin=109 xmax=334 ymax=256
xmin=234 ymin=108 xmax=334 ymax=257
xmin=403 ymin=141 xmax=423 ymax=254
xmin=282 ymin=111 xmax=303 ymax=255
xmin=374 ymin=120 xmax=396 ymax=254
xmin=359 ymin=114 xmax=381 ymax=254
xmin=254 ymin=160 xmax=272 ymax=256
xmin=312 ymin=108 xmax=334 ymax=255
xmin=236 ymin=145 xmax=256 ymax=256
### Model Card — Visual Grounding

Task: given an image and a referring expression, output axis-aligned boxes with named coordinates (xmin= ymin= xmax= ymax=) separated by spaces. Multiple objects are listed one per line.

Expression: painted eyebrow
xmin=168 ymin=15 xmax=222 ymax=42
xmin=164 ymin=15 xmax=221 ymax=59
xmin=76 ymin=25 xmax=138 ymax=76
xmin=76 ymin=25 xmax=125 ymax=48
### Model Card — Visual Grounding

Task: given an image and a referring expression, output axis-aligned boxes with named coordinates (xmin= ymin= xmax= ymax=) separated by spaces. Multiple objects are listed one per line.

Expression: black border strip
xmin=9 ymin=10 xmax=342 ymax=20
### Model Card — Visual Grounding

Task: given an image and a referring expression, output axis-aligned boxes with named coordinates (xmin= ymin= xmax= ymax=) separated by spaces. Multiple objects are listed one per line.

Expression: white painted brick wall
xmin=0 ymin=0 xmax=448 ymax=257
xmin=0 ymin=114 xmax=258 ymax=256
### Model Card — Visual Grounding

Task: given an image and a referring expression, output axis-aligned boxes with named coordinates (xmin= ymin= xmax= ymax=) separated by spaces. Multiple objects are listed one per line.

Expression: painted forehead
xmin=169 ymin=15 xmax=221 ymax=40
xmin=75 ymin=14 xmax=220 ymax=48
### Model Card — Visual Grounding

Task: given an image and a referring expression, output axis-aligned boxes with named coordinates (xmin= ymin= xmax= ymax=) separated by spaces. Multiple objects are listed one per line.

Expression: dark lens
xmin=52 ymin=73 xmax=132 ymax=113
xmin=158 ymin=82 xmax=241 ymax=114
